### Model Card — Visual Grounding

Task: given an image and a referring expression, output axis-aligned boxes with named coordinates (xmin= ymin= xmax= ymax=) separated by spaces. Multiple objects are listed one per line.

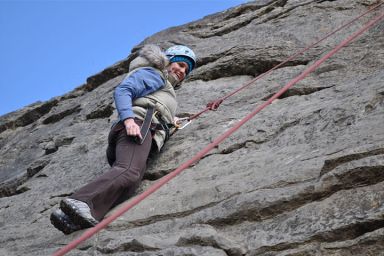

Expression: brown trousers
xmin=70 ymin=122 xmax=153 ymax=221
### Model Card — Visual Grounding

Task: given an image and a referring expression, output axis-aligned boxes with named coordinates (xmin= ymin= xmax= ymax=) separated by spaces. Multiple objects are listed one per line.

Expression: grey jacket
xmin=114 ymin=44 xmax=177 ymax=150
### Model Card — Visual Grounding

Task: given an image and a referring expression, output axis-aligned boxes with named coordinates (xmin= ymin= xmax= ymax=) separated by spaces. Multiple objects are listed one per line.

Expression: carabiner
xmin=175 ymin=117 xmax=191 ymax=130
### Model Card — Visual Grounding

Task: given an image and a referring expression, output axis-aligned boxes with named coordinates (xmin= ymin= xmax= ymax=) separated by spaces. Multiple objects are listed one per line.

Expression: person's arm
xmin=114 ymin=67 xmax=164 ymax=138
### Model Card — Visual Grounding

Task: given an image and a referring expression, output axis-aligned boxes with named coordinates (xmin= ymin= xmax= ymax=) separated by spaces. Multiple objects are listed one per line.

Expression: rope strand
xmin=187 ymin=2 xmax=383 ymax=121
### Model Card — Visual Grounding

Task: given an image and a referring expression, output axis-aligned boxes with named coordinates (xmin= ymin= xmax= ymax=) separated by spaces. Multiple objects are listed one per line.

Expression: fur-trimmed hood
xmin=129 ymin=44 xmax=169 ymax=72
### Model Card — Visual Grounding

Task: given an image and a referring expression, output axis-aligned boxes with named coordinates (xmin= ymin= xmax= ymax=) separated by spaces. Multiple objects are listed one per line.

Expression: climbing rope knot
xmin=206 ymin=99 xmax=223 ymax=110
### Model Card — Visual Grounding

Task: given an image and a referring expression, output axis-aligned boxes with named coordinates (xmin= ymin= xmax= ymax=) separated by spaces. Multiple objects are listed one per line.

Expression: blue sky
xmin=0 ymin=0 xmax=249 ymax=116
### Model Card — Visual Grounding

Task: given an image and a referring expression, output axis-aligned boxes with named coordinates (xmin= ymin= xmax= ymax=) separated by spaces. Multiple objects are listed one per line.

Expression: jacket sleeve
xmin=114 ymin=67 xmax=165 ymax=121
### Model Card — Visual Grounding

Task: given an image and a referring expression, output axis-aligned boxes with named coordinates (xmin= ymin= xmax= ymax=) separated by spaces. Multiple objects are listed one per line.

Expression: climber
xmin=50 ymin=44 xmax=197 ymax=234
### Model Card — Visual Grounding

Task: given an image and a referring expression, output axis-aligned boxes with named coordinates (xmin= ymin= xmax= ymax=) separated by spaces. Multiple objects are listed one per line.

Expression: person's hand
xmin=124 ymin=118 xmax=142 ymax=139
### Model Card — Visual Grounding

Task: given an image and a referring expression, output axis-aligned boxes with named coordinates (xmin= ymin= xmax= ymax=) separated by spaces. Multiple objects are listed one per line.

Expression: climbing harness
xmin=53 ymin=5 xmax=384 ymax=256
xmin=133 ymin=108 xmax=179 ymax=143
xmin=135 ymin=107 xmax=155 ymax=145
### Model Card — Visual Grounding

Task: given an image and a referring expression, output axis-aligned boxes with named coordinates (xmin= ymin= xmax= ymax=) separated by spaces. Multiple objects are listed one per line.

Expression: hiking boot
xmin=60 ymin=198 xmax=99 ymax=228
xmin=50 ymin=209 xmax=82 ymax=235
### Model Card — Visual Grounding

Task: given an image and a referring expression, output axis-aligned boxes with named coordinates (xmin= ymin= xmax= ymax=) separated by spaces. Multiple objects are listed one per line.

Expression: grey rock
xmin=1 ymin=0 xmax=384 ymax=255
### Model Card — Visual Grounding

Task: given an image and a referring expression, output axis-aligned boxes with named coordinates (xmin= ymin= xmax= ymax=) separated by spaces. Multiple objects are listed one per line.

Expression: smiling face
xmin=167 ymin=62 xmax=189 ymax=82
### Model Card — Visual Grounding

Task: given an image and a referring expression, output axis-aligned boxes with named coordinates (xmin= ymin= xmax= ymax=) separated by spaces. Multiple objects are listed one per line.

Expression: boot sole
xmin=60 ymin=199 xmax=98 ymax=228
xmin=50 ymin=211 xmax=80 ymax=235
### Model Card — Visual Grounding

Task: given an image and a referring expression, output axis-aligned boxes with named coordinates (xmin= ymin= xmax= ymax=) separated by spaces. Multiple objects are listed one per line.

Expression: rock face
xmin=1 ymin=0 xmax=384 ymax=255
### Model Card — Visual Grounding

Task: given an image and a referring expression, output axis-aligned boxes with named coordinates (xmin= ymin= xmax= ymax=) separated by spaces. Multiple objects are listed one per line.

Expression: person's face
xmin=167 ymin=62 xmax=189 ymax=82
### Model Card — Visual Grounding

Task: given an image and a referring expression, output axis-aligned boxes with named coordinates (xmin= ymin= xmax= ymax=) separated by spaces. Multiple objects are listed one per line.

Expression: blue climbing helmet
xmin=165 ymin=45 xmax=196 ymax=74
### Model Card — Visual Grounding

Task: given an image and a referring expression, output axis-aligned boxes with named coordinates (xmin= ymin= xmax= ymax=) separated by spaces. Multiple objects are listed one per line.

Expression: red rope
xmin=188 ymin=2 xmax=383 ymax=121
xmin=53 ymin=10 xmax=384 ymax=256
